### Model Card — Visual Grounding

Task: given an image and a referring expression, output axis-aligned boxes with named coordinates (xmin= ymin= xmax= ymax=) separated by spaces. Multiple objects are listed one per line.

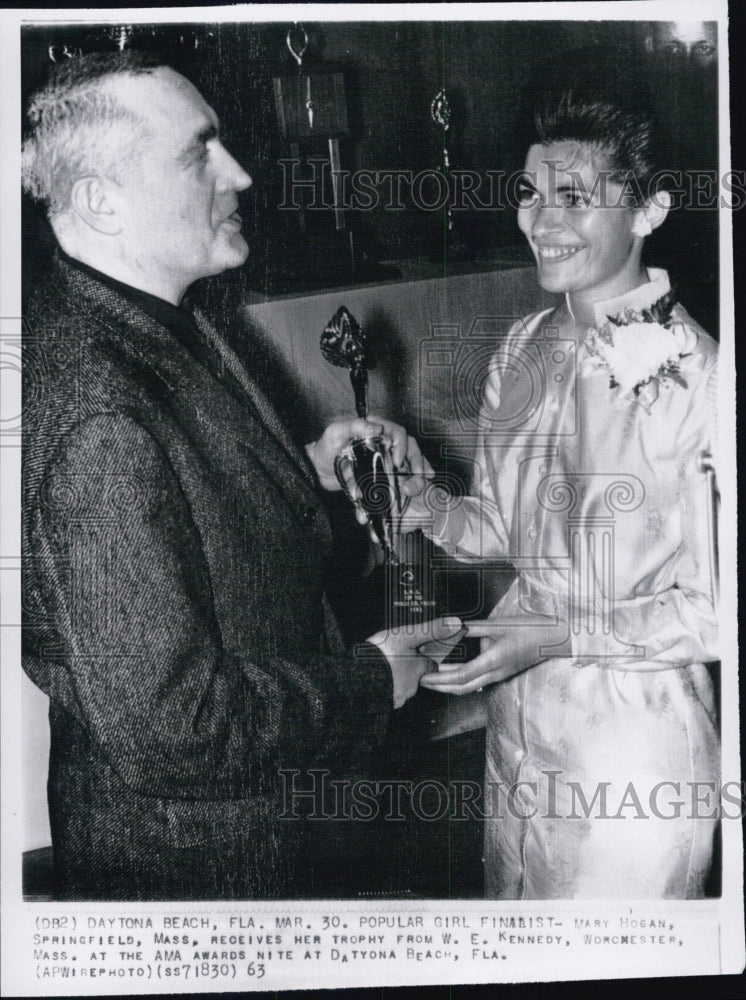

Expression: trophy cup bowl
xmin=334 ymin=433 xmax=401 ymax=561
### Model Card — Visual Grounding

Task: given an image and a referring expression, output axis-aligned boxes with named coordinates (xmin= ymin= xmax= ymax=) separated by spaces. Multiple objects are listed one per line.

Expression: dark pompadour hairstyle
xmin=520 ymin=47 xmax=663 ymax=202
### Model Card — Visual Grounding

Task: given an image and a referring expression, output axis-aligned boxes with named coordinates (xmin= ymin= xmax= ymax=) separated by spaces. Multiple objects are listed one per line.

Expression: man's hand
xmin=306 ymin=416 xmax=432 ymax=523
xmin=419 ymin=620 xmax=548 ymax=695
xmin=367 ymin=617 xmax=464 ymax=709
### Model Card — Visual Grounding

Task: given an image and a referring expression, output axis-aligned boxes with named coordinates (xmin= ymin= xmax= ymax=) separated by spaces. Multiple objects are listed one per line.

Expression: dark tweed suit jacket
xmin=22 ymin=255 xmax=392 ymax=901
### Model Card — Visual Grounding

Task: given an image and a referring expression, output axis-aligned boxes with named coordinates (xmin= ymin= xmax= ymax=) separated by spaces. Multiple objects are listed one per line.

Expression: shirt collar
xmin=58 ymin=248 xmax=193 ymax=335
xmin=591 ymin=268 xmax=672 ymax=329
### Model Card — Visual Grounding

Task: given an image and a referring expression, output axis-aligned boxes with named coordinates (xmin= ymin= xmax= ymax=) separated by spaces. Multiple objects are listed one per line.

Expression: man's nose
xmin=216 ymin=144 xmax=252 ymax=192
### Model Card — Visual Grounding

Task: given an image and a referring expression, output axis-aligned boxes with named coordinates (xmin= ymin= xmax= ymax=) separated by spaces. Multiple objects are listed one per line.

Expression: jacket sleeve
xmin=401 ymin=343 xmax=514 ymax=560
xmin=24 ymin=412 xmax=392 ymax=800
xmin=423 ymin=424 xmax=512 ymax=561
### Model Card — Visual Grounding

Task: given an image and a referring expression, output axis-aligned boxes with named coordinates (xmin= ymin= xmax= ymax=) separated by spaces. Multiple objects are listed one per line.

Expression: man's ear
xmin=632 ymin=189 xmax=671 ymax=238
xmin=70 ymin=176 xmax=123 ymax=235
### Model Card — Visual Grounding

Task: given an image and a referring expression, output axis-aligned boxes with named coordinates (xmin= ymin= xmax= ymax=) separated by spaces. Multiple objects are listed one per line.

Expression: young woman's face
xmin=517 ymin=141 xmax=642 ymax=303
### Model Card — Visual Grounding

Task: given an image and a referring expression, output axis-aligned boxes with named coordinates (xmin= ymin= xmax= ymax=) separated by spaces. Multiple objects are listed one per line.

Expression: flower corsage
xmin=584 ymin=290 xmax=696 ymax=410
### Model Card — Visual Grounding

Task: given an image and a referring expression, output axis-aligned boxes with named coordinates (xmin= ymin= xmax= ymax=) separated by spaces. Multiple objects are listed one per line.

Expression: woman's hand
xmin=419 ymin=621 xmax=547 ymax=695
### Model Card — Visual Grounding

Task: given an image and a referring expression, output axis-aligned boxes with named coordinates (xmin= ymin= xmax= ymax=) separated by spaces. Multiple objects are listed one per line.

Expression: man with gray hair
xmin=22 ymin=50 xmax=457 ymax=900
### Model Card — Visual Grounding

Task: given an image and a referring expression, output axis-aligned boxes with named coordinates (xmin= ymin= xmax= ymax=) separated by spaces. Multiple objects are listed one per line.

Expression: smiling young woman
xmin=416 ymin=54 xmax=720 ymax=899
xmin=517 ymin=143 xmax=651 ymax=314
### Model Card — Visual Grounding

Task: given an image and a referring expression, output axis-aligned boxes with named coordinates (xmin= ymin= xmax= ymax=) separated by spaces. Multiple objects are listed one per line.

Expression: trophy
xmin=321 ymin=306 xmax=434 ymax=626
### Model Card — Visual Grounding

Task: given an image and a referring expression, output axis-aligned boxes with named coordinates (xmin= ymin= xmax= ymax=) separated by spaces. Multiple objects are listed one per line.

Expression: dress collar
xmin=590 ymin=268 xmax=672 ymax=329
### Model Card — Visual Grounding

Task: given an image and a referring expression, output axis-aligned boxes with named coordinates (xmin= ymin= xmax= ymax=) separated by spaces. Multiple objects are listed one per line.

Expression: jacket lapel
xmin=58 ymin=259 xmax=322 ymax=510
xmin=190 ymin=306 xmax=318 ymax=490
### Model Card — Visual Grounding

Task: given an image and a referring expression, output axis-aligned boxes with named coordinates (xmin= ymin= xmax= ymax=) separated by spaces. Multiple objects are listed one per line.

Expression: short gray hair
xmin=22 ymin=51 xmax=165 ymax=217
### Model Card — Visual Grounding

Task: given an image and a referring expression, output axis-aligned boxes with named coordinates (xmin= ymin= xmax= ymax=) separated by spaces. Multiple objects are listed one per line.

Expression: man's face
xmin=109 ymin=68 xmax=252 ymax=302
xmin=651 ymin=22 xmax=718 ymax=69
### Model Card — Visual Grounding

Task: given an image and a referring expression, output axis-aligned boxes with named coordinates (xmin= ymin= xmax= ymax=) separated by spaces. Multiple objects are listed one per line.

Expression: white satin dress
xmin=417 ymin=270 xmax=720 ymax=898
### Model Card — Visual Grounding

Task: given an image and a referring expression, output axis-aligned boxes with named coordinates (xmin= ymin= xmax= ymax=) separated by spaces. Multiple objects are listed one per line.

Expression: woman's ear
xmin=632 ymin=189 xmax=671 ymax=238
